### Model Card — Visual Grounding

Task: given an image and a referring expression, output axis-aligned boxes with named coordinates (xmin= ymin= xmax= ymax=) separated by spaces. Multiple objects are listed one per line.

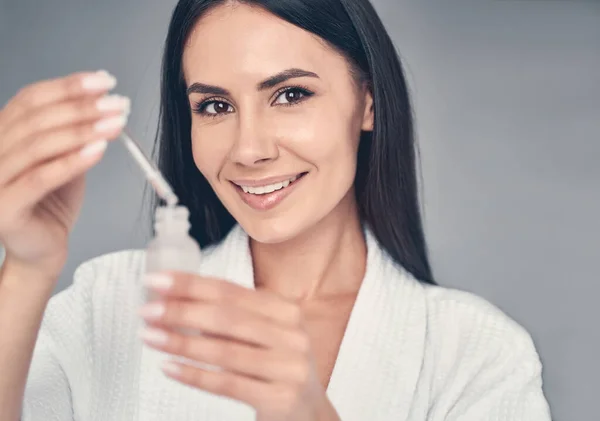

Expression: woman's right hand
xmin=0 ymin=71 xmax=130 ymax=283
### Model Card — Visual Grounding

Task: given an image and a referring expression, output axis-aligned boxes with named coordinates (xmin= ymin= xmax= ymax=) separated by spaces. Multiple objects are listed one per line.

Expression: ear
xmin=361 ymin=86 xmax=374 ymax=132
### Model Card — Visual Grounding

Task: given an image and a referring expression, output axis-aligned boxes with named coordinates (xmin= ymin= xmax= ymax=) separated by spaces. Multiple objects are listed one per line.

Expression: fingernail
xmin=139 ymin=327 xmax=169 ymax=345
xmin=80 ymin=139 xmax=108 ymax=157
xmin=96 ymin=94 xmax=131 ymax=112
xmin=139 ymin=302 xmax=165 ymax=320
xmin=82 ymin=70 xmax=117 ymax=91
xmin=162 ymin=361 xmax=181 ymax=376
xmin=94 ymin=115 xmax=127 ymax=132
xmin=144 ymin=273 xmax=173 ymax=291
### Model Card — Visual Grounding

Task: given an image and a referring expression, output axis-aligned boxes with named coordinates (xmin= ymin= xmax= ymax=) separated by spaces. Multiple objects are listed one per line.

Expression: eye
xmin=194 ymin=100 xmax=233 ymax=116
xmin=273 ymin=87 xmax=313 ymax=106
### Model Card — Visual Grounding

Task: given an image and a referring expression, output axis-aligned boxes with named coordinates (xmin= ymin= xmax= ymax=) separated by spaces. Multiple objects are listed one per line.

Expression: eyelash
xmin=192 ymin=85 xmax=315 ymax=117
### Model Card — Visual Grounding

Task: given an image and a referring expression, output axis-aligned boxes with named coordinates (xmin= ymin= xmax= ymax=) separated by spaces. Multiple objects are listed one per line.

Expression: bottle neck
xmin=154 ymin=220 xmax=190 ymax=236
xmin=154 ymin=205 xmax=191 ymax=237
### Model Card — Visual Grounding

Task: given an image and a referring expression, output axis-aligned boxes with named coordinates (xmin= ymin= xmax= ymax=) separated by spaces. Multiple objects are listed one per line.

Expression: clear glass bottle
xmin=135 ymin=206 xmax=203 ymax=419
xmin=144 ymin=205 xmax=202 ymax=302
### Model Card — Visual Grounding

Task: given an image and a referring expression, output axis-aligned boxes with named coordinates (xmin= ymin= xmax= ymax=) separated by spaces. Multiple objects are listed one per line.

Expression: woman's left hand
xmin=138 ymin=271 xmax=342 ymax=421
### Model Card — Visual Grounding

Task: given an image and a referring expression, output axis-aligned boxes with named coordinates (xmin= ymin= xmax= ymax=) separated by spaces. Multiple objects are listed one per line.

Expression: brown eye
xmin=214 ymin=102 xmax=230 ymax=113
xmin=205 ymin=101 xmax=232 ymax=114
xmin=195 ymin=100 xmax=233 ymax=116
xmin=286 ymin=90 xmax=302 ymax=102
xmin=274 ymin=87 xmax=312 ymax=105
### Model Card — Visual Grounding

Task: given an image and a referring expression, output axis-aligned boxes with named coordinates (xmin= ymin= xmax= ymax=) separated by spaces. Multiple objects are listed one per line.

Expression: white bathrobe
xmin=22 ymin=225 xmax=552 ymax=420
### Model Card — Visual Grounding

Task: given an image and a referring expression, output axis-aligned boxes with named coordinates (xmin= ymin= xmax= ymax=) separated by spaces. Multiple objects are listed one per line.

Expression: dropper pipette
xmin=118 ymin=130 xmax=178 ymax=207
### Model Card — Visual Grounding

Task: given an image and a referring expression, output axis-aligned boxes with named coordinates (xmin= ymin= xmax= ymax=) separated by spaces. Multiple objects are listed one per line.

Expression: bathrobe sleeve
xmin=21 ymin=329 xmax=75 ymax=421
xmin=425 ymin=289 xmax=553 ymax=421
xmin=441 ymin=345 xmax=552 ymax=420
xmin=20 ymin=259 xmax=98 ymax=421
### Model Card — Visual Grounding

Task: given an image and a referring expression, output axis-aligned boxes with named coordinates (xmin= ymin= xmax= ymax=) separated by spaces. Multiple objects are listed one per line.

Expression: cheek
xmin=274 ymin=101 xmax=360 ymax=172
xmin=190 ymin=122 xmax=232 ymax=182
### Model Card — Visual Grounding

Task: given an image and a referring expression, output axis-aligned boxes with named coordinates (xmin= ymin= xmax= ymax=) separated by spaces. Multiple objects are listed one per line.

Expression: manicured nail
xmin=162 ymin=361 xmax=181 ymax=376
xmin=94 ymin=115 xmax=127 ymax=132
xmin=82 ymin=70 xmax=117 ymax=91
xmin=96 ymin=94 xmax=131 ymax=112
xmin=80 ymin=139 xmax=108 ymax=157
xmin=144 ymin=273 xmax=173 ymax=291
xmin=140 ymin=327 xmax=169 ymax=345
xmin=139 ymin=302 xmax=165 ymax=320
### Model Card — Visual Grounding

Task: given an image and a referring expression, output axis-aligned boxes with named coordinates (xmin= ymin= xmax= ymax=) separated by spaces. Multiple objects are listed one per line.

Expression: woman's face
xmin=182 ymin=3 xmax=373 ymax=244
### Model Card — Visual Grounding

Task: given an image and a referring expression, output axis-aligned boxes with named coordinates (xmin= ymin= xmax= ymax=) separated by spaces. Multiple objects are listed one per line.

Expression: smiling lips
xmin=231 ymin=173 xmax=306 ymax=211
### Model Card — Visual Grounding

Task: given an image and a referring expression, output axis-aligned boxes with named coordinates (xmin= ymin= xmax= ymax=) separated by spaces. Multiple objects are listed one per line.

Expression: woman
xmin=0 ymin=0 xmax=552 ymax=420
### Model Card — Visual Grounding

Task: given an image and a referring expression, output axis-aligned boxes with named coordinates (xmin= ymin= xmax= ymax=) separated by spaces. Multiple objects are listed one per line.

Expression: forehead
xmin=182 ymin=3 xmax=342 ymax=82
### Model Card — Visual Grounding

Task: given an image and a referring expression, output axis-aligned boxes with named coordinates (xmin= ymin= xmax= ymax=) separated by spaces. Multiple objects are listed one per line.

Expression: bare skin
xmin=182 ymin=3 xmax=374 ymax=391
xmin=0 ymin=2 xmax=374 ymax=419
xmin=136 ymin=6 xmax=374 ymax=420
xmin=0 ymin=71 xmax=128 ymax=421
xmin=301 ymin=292 xmax=358 ymax=388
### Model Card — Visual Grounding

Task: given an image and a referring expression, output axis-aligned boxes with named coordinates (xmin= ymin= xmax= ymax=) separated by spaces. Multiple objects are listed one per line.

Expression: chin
xmin=237 ymin=217 xmax=306 ymax=245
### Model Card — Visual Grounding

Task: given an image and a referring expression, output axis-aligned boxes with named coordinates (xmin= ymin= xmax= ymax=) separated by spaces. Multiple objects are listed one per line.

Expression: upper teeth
xmin=240 ymin=175 xmax=299 ymax=195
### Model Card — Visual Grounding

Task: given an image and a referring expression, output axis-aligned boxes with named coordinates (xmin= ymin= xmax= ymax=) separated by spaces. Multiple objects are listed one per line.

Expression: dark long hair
xmin=152 ymin=0 xmax=436 ymax=284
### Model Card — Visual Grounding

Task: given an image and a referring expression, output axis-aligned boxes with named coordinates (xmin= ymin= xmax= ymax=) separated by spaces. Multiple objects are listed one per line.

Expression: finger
xmin=1 ymin=70 xmax=117 ymax=123
xmin=0 ymin=112 xmax=126 ymax=186
xmin=3 ymin=94 xmax=129 ymax=149
xmin=141 ymin=326 xmax=309 ymax=383
xmin=144 ymin=272 xmax=303 ymax=328
xmin=160 ymin=359 xmax=273 ymax=409
xmin=139 ymin=300 xmax=309 ymax=351
xmin=0 ymin=140 xmax=107 ymax=215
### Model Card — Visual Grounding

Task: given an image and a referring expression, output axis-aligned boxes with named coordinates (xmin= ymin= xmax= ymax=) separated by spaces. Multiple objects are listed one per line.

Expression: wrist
xmin=0 ymin=254 xmax=60 ymax=296
xmin=316 ymin=399 xmax=341 ymax=421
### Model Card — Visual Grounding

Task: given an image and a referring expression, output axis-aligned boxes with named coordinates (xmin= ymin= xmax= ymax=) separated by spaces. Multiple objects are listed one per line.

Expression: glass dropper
xmin=118 ymin=129 xmax=178 ymax=207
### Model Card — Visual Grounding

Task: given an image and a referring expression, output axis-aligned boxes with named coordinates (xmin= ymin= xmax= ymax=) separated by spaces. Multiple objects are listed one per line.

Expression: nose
xmin=228 ymin=111 xmax=278 ymax=167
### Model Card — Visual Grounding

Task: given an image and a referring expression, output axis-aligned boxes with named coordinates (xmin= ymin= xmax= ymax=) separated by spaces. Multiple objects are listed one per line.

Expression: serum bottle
xmin=144 ymin=205 xmax=202 ymax=302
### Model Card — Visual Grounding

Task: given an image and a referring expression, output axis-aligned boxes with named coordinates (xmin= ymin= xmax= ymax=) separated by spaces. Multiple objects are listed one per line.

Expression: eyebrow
xmin=186 ymin=68 xmax=319 ymax=96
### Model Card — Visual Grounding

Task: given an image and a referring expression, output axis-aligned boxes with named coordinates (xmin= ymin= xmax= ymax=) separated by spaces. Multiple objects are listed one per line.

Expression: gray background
xmin=1 ymin=1 xmax=598 ymax=420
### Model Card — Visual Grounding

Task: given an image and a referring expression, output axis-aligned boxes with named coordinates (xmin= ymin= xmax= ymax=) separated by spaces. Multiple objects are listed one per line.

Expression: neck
xmin=250 ymin=195 xmax=367 ymax=302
